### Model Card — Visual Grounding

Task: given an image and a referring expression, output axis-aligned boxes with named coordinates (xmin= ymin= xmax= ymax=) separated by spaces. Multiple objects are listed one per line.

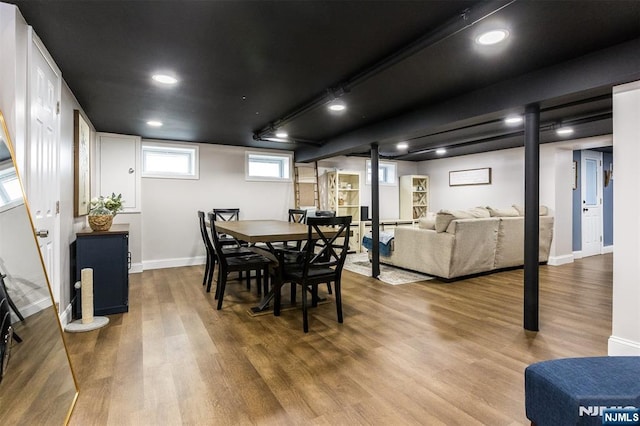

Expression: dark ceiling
xmin=8 ymin=0 xmax=640 ymax=162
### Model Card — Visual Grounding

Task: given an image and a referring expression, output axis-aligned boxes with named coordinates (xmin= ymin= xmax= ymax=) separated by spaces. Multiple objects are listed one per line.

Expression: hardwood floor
xmin=65 ymin=254 xmax=612 ymax=425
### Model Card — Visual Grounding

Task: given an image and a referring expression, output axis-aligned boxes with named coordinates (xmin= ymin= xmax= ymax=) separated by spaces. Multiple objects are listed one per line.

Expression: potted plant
xmin=88 ymin=193 xmax=124 ymax=231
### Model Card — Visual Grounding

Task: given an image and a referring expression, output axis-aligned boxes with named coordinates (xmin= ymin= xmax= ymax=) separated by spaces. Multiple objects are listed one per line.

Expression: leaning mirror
xmin=0 ymin=111 xmax=78 ymax=423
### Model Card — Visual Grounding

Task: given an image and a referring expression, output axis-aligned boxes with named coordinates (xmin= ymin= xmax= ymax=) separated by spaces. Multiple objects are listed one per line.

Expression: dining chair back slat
xmin=213 ymin=208 xmax=240 ymax=222
xmin=288 ymin=209 xmax=307 ymax=224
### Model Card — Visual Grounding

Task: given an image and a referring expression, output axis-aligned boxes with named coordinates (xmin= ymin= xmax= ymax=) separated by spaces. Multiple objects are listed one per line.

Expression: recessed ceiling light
xmin=275 ymin=130 xmax=288 ymax=138
xmin=476 ymin=29 xmax=509 ymax=45
xmin=151 ymin=74 xmax=178 ymax=85
xmin=504 ymin=115 xmax=523 ymax=125
xmin=436 ymin=148 xmax=447 ymax=155
xmin=556 ymin=127 xmax=574 ymax=136
xmin=147 ymin=120 xmax=163 ymax=127
xmin=397 ymin=142 xmax=408 ymax=149
xmin=328 ymin=100 xmax=346 ymax=112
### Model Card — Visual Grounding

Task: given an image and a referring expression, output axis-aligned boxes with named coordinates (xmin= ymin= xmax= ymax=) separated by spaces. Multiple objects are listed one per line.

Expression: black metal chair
xmin=198 ymin=211 xmax=254 ymax=292
xmin=208 ymin=213 xmax=274 ymax=310
xmin=273 ymin=215 xmax=351 ymax=332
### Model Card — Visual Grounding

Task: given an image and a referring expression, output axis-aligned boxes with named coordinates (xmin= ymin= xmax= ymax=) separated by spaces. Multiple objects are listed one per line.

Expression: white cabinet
xmin=96 ymin=133 xmax=141 ymax=212
xmin=400 ymin=175 xmax=429 ymax=220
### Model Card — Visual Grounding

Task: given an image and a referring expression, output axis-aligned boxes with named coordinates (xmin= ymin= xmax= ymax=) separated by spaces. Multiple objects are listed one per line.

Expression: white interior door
xmin=28 ymin=34 xmax=61 ymax=304
xmin=581 ymin=150 xmax=603 ymax=257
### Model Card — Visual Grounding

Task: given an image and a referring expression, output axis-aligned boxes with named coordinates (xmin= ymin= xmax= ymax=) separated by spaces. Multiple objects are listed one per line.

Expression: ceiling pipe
xmin=391 ymin=111 xmax=612 ymax=160
xmin=253 ymin=0 xmax=517 ymax=141
xmin=252 ymin=134 xmax=324 ymax=146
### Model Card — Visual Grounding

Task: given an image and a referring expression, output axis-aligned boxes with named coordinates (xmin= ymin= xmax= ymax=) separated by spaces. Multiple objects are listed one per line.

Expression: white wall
xmin=141 ymin=143 xmax=295 ymax=269
xmin=59 ymin=83 xmax=95 ymax=321
xmin=417 ymin=148 xmax=526 ymax=211
xmin=317 ymin=156 xmax=418 ymax=219
xmin=610 ymin=80 xmax=640 ymax=355
xmin=0 ymin=3 xmax=28 ymax=173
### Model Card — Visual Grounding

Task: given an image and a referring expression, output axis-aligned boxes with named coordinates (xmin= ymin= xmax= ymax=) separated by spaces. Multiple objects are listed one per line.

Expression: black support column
xmin=524 ymin=104 xmax=540 ymax=331
xmin=371 ymin=143 xmax=380 ymax=278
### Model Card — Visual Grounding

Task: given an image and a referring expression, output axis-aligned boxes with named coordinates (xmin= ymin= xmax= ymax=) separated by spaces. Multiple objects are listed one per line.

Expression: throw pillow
xmin=512 ymin=204 xmax=550 ymax=216
xmin=468 ymin=206 xmax=491 ymax=218
xmin=418 ymin=212 xmax=436 ymax=230
xmin=435 ymin=209 xmax=475 ymax=232
xmin=486 ymin=206 xmax=520 ymax=217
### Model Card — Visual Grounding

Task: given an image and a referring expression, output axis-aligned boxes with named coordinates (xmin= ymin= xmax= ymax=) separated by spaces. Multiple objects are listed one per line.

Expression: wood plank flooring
xmin=64 ymin=254 xmax=612 ymax=425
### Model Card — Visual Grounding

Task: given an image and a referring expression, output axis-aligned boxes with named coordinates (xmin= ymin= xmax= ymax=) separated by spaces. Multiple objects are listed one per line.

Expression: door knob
xmin=583 ymin=208 xmax=588 ymax=212
xmin=36 ymin=229 xmax=49 ymax=238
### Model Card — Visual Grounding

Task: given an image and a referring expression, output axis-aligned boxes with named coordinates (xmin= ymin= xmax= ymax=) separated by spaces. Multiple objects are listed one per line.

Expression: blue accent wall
xmin=603 ymin=152 xmax=614 ymax=247
xmin=572 ymin=150 xmax=582 ymax=251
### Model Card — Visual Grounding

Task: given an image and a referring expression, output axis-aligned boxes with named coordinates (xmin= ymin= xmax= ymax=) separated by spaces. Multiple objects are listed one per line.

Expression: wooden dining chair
xmin=288 ymin=208 xmax=307 ymax=224
xmin=208 ymin=213 xmax=273 ymax=310
xmin=212 ymin=208 xmax=249 ymax=248
xmin=197 ymin=210 xmax=215 ymax=288
xmin=198 ymin=211 xmax=255 ymax=292
xmin=212 ymin=208 xmax=240 ymax=222
xmin=273 ymin=215 xmax=351 ymax=332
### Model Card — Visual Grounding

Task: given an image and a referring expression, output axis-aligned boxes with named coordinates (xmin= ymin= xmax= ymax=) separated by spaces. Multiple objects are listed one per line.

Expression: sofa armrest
xmin=445 ymin=218 xmax=499 ymax=277
xmin=387 ymin=227 xmax=455 ymax=278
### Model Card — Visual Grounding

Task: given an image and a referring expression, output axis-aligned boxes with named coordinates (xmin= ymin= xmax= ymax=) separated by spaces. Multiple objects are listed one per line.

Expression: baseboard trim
xmin=142 ymin=255 xmax=206 ymax=271
xmin=129 ymin=262 xmax=144 ymax=274
xmin=15 ymin=297 xmax=53 ymax=321
xmin=608 ymin=335 xmax=640 ymax=355
xmin=572 ymin=250 xmax=583 ymax=259
xmin=603 ymin=245 xmax=614 ymax=254
xmin=548 ymin=254 xmax=574 ymax=266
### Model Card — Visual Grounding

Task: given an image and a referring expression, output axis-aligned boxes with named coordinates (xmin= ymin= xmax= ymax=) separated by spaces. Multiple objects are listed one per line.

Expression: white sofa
xmin=375 ymin=206 xmax=554 ymax=280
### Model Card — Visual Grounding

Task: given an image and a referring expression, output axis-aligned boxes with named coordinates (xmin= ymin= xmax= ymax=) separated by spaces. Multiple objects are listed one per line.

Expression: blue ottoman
xmin=525 ymin=356 xmax=640 ymax=425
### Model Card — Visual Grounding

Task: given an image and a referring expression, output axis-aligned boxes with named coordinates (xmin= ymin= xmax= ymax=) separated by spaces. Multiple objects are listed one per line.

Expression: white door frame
xmin=26 ymin=29 xmax=61 ymax=306
xmin=580 ymin=149 xmax=603 ymax=257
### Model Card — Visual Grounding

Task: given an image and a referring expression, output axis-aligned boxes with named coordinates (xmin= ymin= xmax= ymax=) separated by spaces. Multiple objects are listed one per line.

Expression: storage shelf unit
xmin=326 ymin=171 xmax=361 ymax=222
xmin=400 ymin=175 xmax=429 ymax=220
xmin=326 ymin=170 xmax=361 ymax=252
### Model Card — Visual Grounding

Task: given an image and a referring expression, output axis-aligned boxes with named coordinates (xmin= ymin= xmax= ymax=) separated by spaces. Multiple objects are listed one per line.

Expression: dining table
xmin=212 ymin=220 xmax=338 ymax=313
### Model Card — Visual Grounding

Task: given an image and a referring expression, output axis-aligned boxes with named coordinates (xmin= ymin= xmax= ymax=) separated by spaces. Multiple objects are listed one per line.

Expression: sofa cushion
xmin=512 ymin=204 xmax=550 ymax=216
xmin=435 ymin=207 xmax=490 ymax=233
xmin=487 ymin=206 xmax=520 ymax=217
xmin=418 ymin=212 xmax=436 ymax=230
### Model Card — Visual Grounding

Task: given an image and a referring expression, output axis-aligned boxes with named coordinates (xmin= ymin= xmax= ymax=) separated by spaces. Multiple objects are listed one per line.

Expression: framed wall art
xmin=74 ymin=110 xmax=91 ymax=216
xmin=449 ymin=167 xmax=492 ymax=186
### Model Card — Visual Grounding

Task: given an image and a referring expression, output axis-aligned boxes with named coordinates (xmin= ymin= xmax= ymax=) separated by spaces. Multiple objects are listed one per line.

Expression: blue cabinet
xmin=75 ymin=224 xmax=129 ymax=316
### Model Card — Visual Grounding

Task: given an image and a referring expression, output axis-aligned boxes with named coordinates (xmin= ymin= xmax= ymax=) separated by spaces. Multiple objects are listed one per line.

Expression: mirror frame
xmin=0 ymin=110 xmax=78 ymax=424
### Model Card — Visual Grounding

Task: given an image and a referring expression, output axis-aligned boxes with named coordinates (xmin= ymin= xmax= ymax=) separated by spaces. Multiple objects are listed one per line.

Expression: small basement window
xmin=246 ymin=152 xmax=292 ymax=182
xmin=0 ymin=166 xmax=23 ymax=210
xmin=142 ymin=142 xmax=199 ymax=179
xmin=366 ymin=160 xmax=397 ymax=185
